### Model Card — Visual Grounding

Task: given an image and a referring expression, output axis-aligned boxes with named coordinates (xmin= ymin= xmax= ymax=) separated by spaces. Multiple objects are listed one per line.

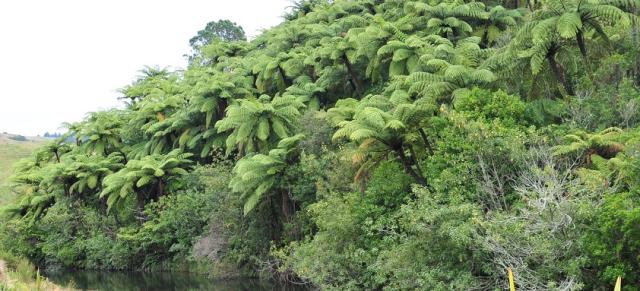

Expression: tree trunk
xmin=408 ymin=146 xmax=425 ymax=180
xmin=365 ymin=3 xmax=376 ymax=14
xmin=547 ymin=52 xmax=574 ymax=96
xmin=156 ymin=180 xmax=165 ymax=200
xmin=119 ymin=150 xmax=128 ymax=164
xmin=576 ymin=30 xmax=588 ymax=58
xmin=277 ymin=65 xmax=288 ymax=94
xmin=136 ymin=193 xmax=146 ymax=219
xmin=513 ymin=0 xmax=520 ymax=8
xmin=113 ymin=212 xmax=121 ymax=227
xmin=252 ymin=72 xmax=260 ymax=91
xmin=418 ymin=129 xmax=434 ymax=155
xmin=281 ymin=190 xmax=293 ymax=222
xmin=481 ymin=25 xmax=490 ymax=48
xmin=576 ymin=30 xmax=595 ymax=81
xmin=395 ymin=145 xmax=427 ymax=186
xmin=54 ymin=151 xmax=60 ymax=163
xmin=310 ymin=67 xmax=318 ymax=82
xmin=269 ymin=197 xmax=282 ymax=243
xmin=219 ymin=99 xmax=228 ymax=120
xmin=342 ymin=54 xmax=362 ymax=95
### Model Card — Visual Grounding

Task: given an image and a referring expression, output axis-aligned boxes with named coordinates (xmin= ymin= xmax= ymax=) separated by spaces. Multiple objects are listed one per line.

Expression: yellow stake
xmin=614 ymin=276 xmax=622 ymax=291
xmin=508 ymin=267 xmax=516 ymax=291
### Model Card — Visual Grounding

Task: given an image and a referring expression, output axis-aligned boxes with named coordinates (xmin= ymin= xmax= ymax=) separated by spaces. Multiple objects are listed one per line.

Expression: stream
xmin=43 ymin=269 xmax=306 ymax=291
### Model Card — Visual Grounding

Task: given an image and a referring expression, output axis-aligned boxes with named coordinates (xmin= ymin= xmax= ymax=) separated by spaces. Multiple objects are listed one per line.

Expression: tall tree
xmin=99 ymin=149 xmax=193 ymax=213
xmin=553 ymin=127 xmax=624 ymax=166
xmin=215 ymin=94 xmax=305 ymax=156
xmin=229 ymin=134 xmax=305 ymax=216
xmin=331 ymin=93 xmax=435 ymax=186
xmin=502 ymin=0 xmax=631 ymax=96
xmin=188 ymin=19 xmax=246 ymax=62
xmin=406 ymin=36 xmax=496 ymax=102
xmin=79 ymin=110 xmax=126 ymax=156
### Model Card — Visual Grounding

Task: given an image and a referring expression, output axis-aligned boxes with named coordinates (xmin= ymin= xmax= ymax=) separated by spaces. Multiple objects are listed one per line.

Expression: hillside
xmin=1 ymin=0 xmax=640 ymax=289
xmin=0 ymin=134 xmax=44 ymax=204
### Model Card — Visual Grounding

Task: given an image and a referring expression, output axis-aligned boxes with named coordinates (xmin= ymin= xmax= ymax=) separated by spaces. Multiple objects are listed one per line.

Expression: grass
xmin=0 ymin=136 xmax=70 ymax=290
xmin=0 ymin=135 xmax=43 ymax=205
xmin=0 ymin=255 xmax=74 ymax=290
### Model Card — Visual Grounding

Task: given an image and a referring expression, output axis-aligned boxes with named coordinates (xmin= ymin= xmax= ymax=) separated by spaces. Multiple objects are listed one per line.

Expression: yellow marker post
xmin=508 ymin=267 xmax=515 ymax=291
xmin=614 ymin=276 xmax=622 ymax=291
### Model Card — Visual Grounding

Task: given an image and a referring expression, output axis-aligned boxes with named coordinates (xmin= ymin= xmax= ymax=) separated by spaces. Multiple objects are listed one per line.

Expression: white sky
xmin=0 ymin=0 xmax=291 ymax=136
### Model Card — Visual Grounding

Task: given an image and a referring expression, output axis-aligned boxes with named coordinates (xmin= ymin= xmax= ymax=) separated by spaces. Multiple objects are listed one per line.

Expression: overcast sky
xmin=0 ymin=0 xmax=291 ymax=136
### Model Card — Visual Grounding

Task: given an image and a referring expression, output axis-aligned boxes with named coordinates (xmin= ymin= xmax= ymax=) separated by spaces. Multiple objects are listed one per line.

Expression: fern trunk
xmin=269 ymin=196 xmax=282 ymax=243
xmin=118 ymin=150 xmax=128 ymax=164
xmin=480 ymin=25 xmax=490 ymax=48
xmin=576 ymin=30 xmax=596 ymax=81
xmin=156 ymin=180 xmax=165 ymax=200
xmin=546 ymin=52 xmax=574 ymax=96
xmin=277 ymin=65 xmax=288 ymax=94
xmin=342 ymin=54 xmax=362 ymax=95
xmin=576 ymin=31 xmax=588 ymax=58
xmin=408 ymin=146 xmax=425 ymax=180
xmin=395 ymin=145 xmax=427 ymax=186
xmin=418 ymin=129 xmax=434 ymax=155
xmin=217 ymin=99 xmax=228 ymax=124
xmin=281 ymin=190 xmax=293 ymax=222
xmin=136 ymin=192 xmax=146 ymax=219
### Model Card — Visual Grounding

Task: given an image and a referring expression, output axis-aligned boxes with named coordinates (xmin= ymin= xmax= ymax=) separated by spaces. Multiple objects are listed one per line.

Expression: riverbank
xmin=0 ymin=258 xmax=72 ymax=290
xmin=0 ymin=259 xmax=6 ymax=281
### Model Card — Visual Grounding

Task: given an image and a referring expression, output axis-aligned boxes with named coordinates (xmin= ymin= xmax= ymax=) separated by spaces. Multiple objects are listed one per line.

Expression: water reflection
xmin=44 ymin=269 xmax=304 ymax=291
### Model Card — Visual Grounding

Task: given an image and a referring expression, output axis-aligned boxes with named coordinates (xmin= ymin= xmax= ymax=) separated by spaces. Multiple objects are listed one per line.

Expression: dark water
xmin=43 ymin=269 xmax=305 ymax=291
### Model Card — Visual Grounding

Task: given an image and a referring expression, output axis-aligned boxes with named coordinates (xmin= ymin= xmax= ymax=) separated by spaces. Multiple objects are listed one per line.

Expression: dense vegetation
xmin=0 ymin=135 xmax=43 ymax=204
xmin=2 ymin=0 xmax=640 ymax=289
xmin=0 ymin=136 xmax=66 ymax=290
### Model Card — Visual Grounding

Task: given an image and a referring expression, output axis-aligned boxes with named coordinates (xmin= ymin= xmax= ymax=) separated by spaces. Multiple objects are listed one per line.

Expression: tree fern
xmin=215 ymin=94 xmax=305 ymax=156
xmin=230 ymin=134 xmax=305 ymax=215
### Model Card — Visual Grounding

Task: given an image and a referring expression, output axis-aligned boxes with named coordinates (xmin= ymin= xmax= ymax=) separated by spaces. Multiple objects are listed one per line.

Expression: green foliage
xmin=190 ymin=20 xmax=246 ymax=45
xmin=100 ymin=149 xmax=193 ymax=213
xmin=525 ymin=98 xmax=567 ymax=126
xmin=454 ymin=87 xmax=525 ymax=125
xmin=215 ymin=95 xmax=305 ymax=156
xmin=373 ymin=186 xmax=483 ymax=290
xmin=118 ymin=185 xmax=217 ymax=268
xmin=495 ymin=0 xmax=635 ymax=97
xmin=230 ymin=134 xmax=305 ymax=215
xmin=583 ymin=191 xmax=640 ymax=289
xmin=79 ymin=110 xmax=127 ymax=156
xmin=331 ymin=93 xmax=434 ymax=186
xmin=553 ymin=127 xmax=624 ymax=165
xmin=3 ymin=0 xmax=640 ymax=289
xmin=474 ymin=5 xmax=522 ymax=47
xmin=403 ymin=36 xmax=496 ymax=102
xmin=188 ymin=19 xmax=247 ymax=63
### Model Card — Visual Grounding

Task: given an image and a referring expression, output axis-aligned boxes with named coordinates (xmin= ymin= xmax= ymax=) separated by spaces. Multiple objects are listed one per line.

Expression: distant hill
xmin=0 ymin=133 xmax=48 ymax=144
xmin=0 ymin=133 xmax=45 ymax=205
